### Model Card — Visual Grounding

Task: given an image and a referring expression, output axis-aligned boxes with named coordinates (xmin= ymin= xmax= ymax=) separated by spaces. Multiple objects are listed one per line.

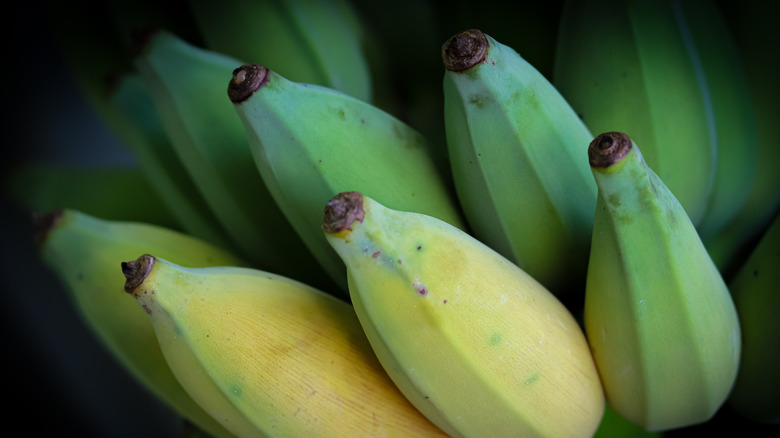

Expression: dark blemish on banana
xmin=443 ymin=299 xmax=448 ymax=304
xmin=398 ymin=259 xmax=402 ymax=264
xmin=361 ymin=118 xmax=365 ymax=124
xmin=142 ymin=305 xmax=152 ymax=315
xmin=372 ymin=251 xmax=381 ymax=258
xmin=414 ymin=281 xmax=428 ymax=296
xmin=417 ymin=245 xmax=422 ymax=251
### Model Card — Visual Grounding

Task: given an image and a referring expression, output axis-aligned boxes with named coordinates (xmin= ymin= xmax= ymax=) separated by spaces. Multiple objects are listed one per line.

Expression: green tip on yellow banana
xmin=441 ymin=28 xmax=597 ymax=302
xmin=553 ymin=0 xmax=726 ymax=227
xmin=121 ymin=253 xmax=449 ymax=437
xmin=322 ymin=191 xmax=604 ymax=438
xmin=188 ymin=0 xmax=372 ymax=103
xmin=726 ymin=212 xmax=780 ymax=424
xmin=228 ymin=63 xmax=466 ymax=294
xmin=35 ymin=208 xmax=250 ymax=438
xmin=584 ymin=132 xmax=741 ymax=431
xmin=133 ymin=28 xmax=333 ymax=292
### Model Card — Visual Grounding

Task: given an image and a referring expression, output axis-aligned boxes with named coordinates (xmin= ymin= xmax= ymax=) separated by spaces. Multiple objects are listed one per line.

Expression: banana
xmin=441 ymin=28 xmax=597 ymax=303
xmin=106 ymin=70 xmax=236 ymax=252
xmin=187 ymin=0 xmax=372 ymax=102
xmin=134 ymin=29 xmax=333 ymax=291
xmin=229 ymin=64 xmax=466 ymax=294
xmin=726 ymin=212 xmax=780 ymax=424
xmin=553 ymin=0 xmax=717 ymax=226
xmin=702 ymin=0 xmax=780 ymax=276
xmin=322 ymin=191 xmax=604 ymax=438
xmin=673 ymin=0 xmax=758 ymax=241
xmin=583 ymin=132 xmax=741 ymax=431
xmin=122 ymin=254 xmax=449 ymax=437
xmin=36 ymin=208 xmax=249 ymax=438
xmin=4 ymin=161 xmax=177 ymax=228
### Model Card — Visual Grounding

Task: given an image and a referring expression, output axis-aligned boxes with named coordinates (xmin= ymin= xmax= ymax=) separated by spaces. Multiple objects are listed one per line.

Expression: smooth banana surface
xmin=442 ymin=28 xmax=596 ymax=301
xmin=584 ymin=132 xmax=741 ymax=431
xmin=189 ymin=0 xmax=372 ymax=102
xmin=727 ymin=212 xmax=780 ymax=424
xmin=323 ymin=191 xmax=604 ymax=438
xmin=134 ymin=29 xmax=332 ymax=291
xmin=122 ymin=254 xmax=449 ymax=437
xmin=37 ymin=209 xmax=248 ymax=438
xmin=229 ymin=64 xmax=466 ymax=294
xmin=554 ymin=0 xmax=717 ymax=226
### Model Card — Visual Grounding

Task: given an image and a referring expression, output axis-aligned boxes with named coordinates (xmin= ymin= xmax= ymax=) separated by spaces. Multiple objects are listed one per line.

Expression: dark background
xmin=2 ymin=1 xmax=778 ymax=437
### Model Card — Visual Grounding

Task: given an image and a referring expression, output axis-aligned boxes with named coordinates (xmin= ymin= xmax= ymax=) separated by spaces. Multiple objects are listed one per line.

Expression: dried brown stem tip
xmin=588 ymin=131 xmax=633 ymax=168
xmin=322 ymin=191 xmax=365 ymax=234
xmin=442 ymin=29 xmax=489 ymax=72
xmin=228 ymin=64 xmax=269 ymax=103
xmin=122 ymin=254 xmax=155 ymax=294
xmin=32 ymin=209 xmax=64 ymax=246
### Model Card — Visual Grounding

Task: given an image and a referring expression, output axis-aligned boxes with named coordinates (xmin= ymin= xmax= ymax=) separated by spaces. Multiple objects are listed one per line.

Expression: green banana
xmin=122 ymin=254 xmax=449 ymax=437
xmin=105 ymin=70 xmax=236 ymax=252
xmin=673 ymin=0 xmax=758 ymax=241
xmin=553 ymin=0 xmax=717 ymax=226
xmin=726 ymin=212 xmax=780 ymax=424
xmin=441 ymin=28 xmax=597 ymax=302
xmin=322 ymin=191 xmax=604 ymax=438
xmin=188 ymin=0 xmax=372 ymax=102
xmin=36 ymin=208 xmax=249 ymax=438
xmin=702 ymin=0 xmax=780 ymax=277
xmin=4 ymin=161 xmax=178 ymax=228
xmin=583 ymin=132 xmax=741 ymax=431
xmin=134 ymin=29 xmax=332 ymax=291
xmin=229 ymin=63 xmax=466 ymax=294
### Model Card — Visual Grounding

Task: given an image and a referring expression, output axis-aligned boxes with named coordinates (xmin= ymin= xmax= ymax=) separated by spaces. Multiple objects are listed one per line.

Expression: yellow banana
xmin=122 ymin=254 xmax=449 ymax=437
xmin=323 ymin=191 xmax=604 ymax=438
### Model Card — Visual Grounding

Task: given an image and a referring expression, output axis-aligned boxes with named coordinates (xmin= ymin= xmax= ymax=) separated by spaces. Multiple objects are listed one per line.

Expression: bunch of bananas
xmin=3 ymin=0 xmax=778 ymax=436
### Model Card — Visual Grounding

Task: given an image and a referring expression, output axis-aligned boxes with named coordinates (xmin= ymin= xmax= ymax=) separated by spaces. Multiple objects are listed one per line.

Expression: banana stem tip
xmin=228 ymin=64 xmax=269 ymax=103
xmin=442 ymin=29 xmax=488 ymax=72
xmin=588 ymin=131 xmax=632 ymax=168
xmin=32 ymin=209 xmax=63 ymax=246
xmin=322 ymin=192 xmax=365 ymax=234
xmin=122 ymin=254 xmax=155 ymax=294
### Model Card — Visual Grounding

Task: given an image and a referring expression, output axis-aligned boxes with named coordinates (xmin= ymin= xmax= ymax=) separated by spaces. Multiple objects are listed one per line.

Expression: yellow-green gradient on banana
xmin=323 ymin=191 xmax=604 ymax=438
xmin=122 ymin=254 xmax=449 ymax=437
xmin=37 ymin=209 xmax=248 ymax=438
xmin=229 ymin=63 xmax=466 ymax=295
xmin=584 ymin=132 xmax=741 ymax=431
xmin=441 ymin=29 xmax=597 ymax=302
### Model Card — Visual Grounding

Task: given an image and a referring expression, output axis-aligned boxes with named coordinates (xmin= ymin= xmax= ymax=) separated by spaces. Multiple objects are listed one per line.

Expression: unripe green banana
xmin=122 ymin=254 xmax=449 ymax=437
xmin=322 ymin=191 xmax=604 ymax=438
xmin=673 ymin=0 xmax=758 ymax=241
xmin=726 ymin=212 xmax=780 ymax=424
xmin=134 ymin=29 xmax=333 ymax=291
xmin=36 ymin=209 xmax=249 ymax=438
xmin=702 ymin=0 xmax=780 ymax=276
xmin=188 ymin=0 xmax=372 ymax=102
xmin=553 ymin=0 xmax=717 ymax=226
xmin=441 ymin=29 xmax=597 ymax=302
xmin=4 ymin=162 xmax=177 ymax=228
xmin=106 ymin=71 xmax=236 ymax=252
xmin=229 ymin=64 xmax=466 ymax=294
xmin=584 ymin=132 xmax=741 ymax=431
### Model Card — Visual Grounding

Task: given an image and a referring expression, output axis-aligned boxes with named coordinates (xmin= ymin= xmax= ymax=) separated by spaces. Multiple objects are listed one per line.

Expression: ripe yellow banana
xmin=122 ymin=254 xmax=449 ymax=437
xmin=727 ymin=212 xmax=780 ymax=424
xmin=584 ymin=132 xmax=741 ymax=431
xmin=441 ymin=28 xmax=597 ymax=302
xmin=323 ymin=191 xmax=604 ymax=438
xmin=36 ymin=209 xmax=249 ymax=438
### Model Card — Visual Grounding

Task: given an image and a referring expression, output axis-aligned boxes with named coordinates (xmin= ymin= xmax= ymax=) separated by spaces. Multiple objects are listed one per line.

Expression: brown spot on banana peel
xmin=228 ymin=64 xmax=270 ymax=103
xmin=442 ymin=29 xmax=489 ymax=72
xmin=122 ymin=254 xmax=155 ymax=295
xmin=32 ymin=209 xmax=64 ymax=246
xmin=588 ymin=131 xmax=632 ymax=168
xmin=322 ymin=191 xmax=365 ymax=234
